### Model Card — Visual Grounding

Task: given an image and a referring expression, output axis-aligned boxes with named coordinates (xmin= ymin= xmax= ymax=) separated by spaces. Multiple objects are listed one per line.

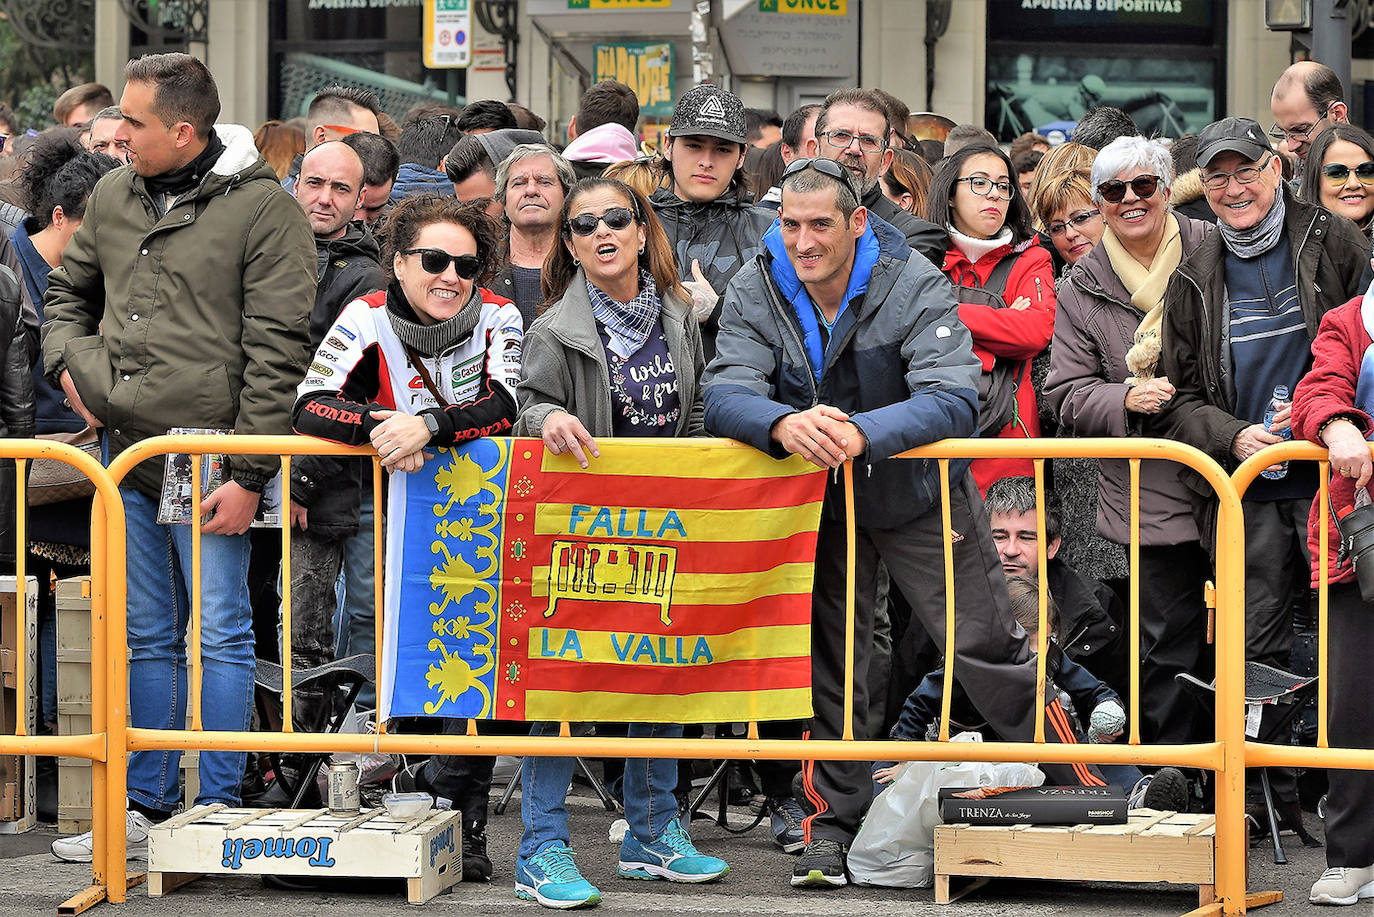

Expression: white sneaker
xmin=1310 ymin=866 xmax=1374 ymax=905
xmin=51 ymin=809 xmax=153 ymax=863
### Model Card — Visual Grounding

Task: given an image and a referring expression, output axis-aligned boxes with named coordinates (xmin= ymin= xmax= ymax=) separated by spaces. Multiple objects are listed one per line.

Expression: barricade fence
xmin=4 ymin=433 xmax=1361 ymax=915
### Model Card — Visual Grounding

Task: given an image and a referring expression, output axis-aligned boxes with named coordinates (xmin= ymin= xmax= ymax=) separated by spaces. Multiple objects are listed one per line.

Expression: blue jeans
xmin=336 ymin=492 xmax=376 ymax=707
xmin=519 ymin=721 xmax=681 ymax=860
xmin=123 ymin=487 xmax=254 ymax=811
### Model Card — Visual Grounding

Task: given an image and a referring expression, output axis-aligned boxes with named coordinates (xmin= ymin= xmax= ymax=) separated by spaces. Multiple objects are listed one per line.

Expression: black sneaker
xmin=791 ymin=838 xmax=847 ymax=888
xmin=462 ymin=820 xmax=492 ymax=882
xmin=1129 ymin=767 xmax=1190 ymax=813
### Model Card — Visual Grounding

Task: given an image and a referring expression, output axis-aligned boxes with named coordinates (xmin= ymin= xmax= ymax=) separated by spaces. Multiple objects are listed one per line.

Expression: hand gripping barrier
xmin=30 ymin=434 xmax=1277 ymax=914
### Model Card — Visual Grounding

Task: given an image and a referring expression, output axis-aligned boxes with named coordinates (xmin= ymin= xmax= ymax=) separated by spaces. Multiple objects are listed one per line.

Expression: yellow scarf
xmin=1101 ymin=213 xmax=1182 ymax=384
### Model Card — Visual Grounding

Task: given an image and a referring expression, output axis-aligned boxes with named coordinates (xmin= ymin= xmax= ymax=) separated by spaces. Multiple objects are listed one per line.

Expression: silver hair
xmin=1089 ymin=135 xmax=1174 ymax=204
xmin=91 ymin=105 xmax=123 ymax=125
xmin=495 ymin=144 xmax=576 ymax=204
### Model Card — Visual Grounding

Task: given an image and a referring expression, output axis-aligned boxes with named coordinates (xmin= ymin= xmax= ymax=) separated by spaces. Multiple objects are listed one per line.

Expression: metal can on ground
xmin=328 ymin=761 xmax=361 ymax=814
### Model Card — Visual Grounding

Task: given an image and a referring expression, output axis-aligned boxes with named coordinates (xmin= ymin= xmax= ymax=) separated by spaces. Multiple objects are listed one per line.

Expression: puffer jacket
xmin=0 ymin=263 xmax=35 ymax=565
xmin=43 ymin=123 xmax=317 ymax=498
xmin=648 ymin=187 xmax=776 ymax=361
xmin=942 ymin=234 xmax=1056 ymax=492
xmin=389 ymin=162 xmax=453 ymax=202
xmin=1157 ymin=186 xmax=1368 ymax=502
xmin=1046 ymin=213 xmax=1213 ymax=546
xmin=703 ymin=214 xmax=981 ymax=529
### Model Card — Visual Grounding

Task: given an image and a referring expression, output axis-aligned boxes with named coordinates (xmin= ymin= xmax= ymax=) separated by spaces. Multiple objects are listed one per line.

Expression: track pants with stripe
xmin=801 ymin=472 xmax=1105 ymax=845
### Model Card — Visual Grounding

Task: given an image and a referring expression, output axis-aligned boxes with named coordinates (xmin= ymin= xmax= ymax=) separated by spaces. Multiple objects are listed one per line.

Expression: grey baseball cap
xmin=1196 ymin=117 xmax=1274 ymax=169
xmin=668 ymin=84 xmax=747 ymax=145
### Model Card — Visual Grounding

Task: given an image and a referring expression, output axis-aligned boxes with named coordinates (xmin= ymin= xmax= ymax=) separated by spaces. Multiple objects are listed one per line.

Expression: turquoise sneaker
xmin=514 ymin=845 xmax=602 ymax=910
xmin=617 ymin=817 xmax=729 ymax=883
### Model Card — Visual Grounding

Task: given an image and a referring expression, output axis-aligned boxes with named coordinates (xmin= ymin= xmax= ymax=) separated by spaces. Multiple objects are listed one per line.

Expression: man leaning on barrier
xmin=702 ymin=157 xmax=1106 ymax=891
xmin=41 ymin=53 xmax=316 ymax=861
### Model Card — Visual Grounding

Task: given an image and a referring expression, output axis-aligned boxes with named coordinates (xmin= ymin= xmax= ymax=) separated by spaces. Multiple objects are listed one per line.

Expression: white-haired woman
xmin=491 ymin=143 xmax=578 ymax=326
xmin=1044 ymin=135 xmax=1216 ymax=748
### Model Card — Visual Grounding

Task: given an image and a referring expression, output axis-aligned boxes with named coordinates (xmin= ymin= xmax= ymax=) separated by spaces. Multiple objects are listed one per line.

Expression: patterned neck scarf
xmin=587 ymin=269 xmax=661 ymax=359
xmin=1218 ymin=188 xmax=1286 ymax=259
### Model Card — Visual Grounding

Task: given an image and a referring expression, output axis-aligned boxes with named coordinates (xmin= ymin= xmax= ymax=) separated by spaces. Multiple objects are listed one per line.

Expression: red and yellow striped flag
xmin=381 ymin=438 xmax=826 ymax=723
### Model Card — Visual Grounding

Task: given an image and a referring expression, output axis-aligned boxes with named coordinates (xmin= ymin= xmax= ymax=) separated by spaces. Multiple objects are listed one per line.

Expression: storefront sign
xmin=720 ymin=6 xmax=857 ymax=79
xmin=308 ymin=0 xmax=420 ymax=8
xmin=594 ymin=43 xmax=673 ymax=117
xmin=423 ymin=0 xmax=470 ymax=69
xmin=758 ymin=0 xmax=847 ymax=13
xmin=988 ymin=0 xmax=1215 ymax=44
xmin=568 ymin=0 xmax=672 ymax=8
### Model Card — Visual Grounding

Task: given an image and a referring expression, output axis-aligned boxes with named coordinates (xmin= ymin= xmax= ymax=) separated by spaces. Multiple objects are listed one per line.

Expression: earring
xmin=639 ymin=243 xmax=646 ymax=254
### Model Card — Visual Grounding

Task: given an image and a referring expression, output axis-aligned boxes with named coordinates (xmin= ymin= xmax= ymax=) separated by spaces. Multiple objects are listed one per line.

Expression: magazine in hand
xmin=156 ymin=428 xmax=281 ymax=527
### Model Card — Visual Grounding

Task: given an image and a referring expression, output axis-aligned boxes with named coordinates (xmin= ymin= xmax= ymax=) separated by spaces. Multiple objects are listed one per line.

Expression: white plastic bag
xmin=847 ymin=732 xmax=1045 ymax=888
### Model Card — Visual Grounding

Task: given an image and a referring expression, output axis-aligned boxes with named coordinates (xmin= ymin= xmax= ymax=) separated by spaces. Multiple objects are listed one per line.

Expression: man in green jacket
xmin=42 ymin=53 xmax=316 ymax=861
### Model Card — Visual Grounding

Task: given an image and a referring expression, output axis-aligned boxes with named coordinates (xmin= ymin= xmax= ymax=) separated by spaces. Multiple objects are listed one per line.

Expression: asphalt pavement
xmin=0 ymin=781 xmax=1334 ymax=917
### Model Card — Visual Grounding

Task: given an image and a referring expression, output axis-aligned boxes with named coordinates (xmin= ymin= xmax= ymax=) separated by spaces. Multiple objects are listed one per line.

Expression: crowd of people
xmin=1 ymin=50 xmax=1372 ymax=908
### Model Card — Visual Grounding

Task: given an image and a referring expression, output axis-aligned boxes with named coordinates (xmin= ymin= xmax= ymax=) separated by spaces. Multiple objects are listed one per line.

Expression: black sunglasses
xmin=1096 ymin=174 xmax=1160 ymax=204
xmin=566 ymin=206 xmax=636 ymax=237
xmin=782 ymin=157 xmax=847 ymax=181
xmin=1322 ymin=161 xmax=1374 ymax=187
xmin=403 ymin=248 xmax=482 ymax=279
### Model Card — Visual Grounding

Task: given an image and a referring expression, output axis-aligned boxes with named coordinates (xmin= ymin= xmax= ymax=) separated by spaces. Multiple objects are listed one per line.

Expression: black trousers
xmin=420 ymin=717 xmax=495 ymax=826
xmin=1242 ymin=497 xmax=1310 ymax=668
xmin=1135 ymin=542 xmax=1214 ymax=745
xmin=801 ymin=473 xmax=1101 ymax=845
xmin=1323 ymin=582 xmax=1374 ymax=868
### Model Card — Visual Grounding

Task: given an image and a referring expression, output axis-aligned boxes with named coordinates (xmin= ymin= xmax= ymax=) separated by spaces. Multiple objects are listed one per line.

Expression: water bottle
xmin=1261 ymin=384 xmax=1292 ymax=480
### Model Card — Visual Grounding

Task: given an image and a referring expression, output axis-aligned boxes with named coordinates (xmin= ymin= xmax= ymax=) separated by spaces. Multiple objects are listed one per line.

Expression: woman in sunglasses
xmin=511 ymin=176 xmax=722 ymax=909
xmin=291 ymin=194 xmax=520 ymax=882
xmin=1301 ymin=124 xmax=1374 ymax=239
xmin=925 ymin=143 xmax=1055 ymax=492
xmin=1044 ymin=135 xmax=1216 ymax=747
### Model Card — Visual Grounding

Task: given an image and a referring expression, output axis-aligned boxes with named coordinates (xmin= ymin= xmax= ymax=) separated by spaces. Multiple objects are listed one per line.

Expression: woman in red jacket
xmin=925 ymin=143 xmax=1055 ymax=492
xmin=1292 ymin=286 xmax=1374 ymax=905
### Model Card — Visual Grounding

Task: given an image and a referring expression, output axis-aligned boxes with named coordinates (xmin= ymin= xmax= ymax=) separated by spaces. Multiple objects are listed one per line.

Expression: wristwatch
xmin=422 ymin=412 xmax=441 ymax=439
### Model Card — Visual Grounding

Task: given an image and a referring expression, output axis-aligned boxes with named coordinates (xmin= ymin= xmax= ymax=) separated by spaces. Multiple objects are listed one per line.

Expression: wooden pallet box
xmin=1 ymin=576 xmax=38 ymax=833
xmin=934 ymin=810 xmax=1217 ymax=906
xmin=147 ymin=805 xmax=463 ymax=904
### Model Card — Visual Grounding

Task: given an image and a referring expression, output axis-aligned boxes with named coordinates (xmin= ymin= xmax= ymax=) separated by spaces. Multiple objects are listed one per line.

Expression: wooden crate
xmin=0 ymin=576 xmax=38 ymax=833
xmin=147 ymin=805 xmax=463 ymax=904
xmin=934 ymin=810 xmax=1216 ymax=906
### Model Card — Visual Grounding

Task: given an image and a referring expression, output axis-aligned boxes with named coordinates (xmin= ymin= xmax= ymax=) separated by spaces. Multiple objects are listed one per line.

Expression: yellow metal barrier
xmin=0 ymin=440 xmax=125 ymax=914
xmin=42 ymin=433 xmax=1265 ymax=913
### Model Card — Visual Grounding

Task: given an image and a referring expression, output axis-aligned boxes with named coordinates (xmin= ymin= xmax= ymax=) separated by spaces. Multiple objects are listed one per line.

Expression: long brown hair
xmin=541 ymin=177 xmax=685 ymax=309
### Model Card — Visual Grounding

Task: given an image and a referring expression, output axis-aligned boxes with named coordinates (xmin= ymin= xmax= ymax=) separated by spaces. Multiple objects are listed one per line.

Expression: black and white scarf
xmin=587 ymin=269 xmax=661 ymax=359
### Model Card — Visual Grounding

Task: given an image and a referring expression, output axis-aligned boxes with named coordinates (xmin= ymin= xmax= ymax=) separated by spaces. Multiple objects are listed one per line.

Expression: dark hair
xmin=1073 ymin=106 xmax=1139 ymax=151
xmin=943 ymin=124 xmax=998 ymax=157
xmin=882 ymin=148 xmax=933 ymax=216
xmin=457 ymin=99 xmax=518 ymax=134
xmin=1300 ymin=123 xmax=1374 ymax=208
xmin=19 ymin=133 xmax=119 ymax=230
xmin=342 ymin=130 xmax=400 ymax=188
xmin=754 ymin=141 xmax=785 ymax=195
xmin=781 ymin=104 xmax=820 ymax=153
xmin=401 ymin=103 xmax=460 ymax=129
xmin=1171 ymin=133 xmax=1199 ymax=174
xmin=397 ymin=116 xmax=462 ymax=170
xmin=868 ymin=88 xmax=911 ymax=140
xmin=307 ymin=85 xmax=381 ymax=130
xmin=918 ymin=138 xmax=945 ymax=164
xmin=507 ymin=102 xmax=546 ymax=133
xmin=745 ymin=108 xmax=783 ymax=143
xmin=542 ymin=177 xmax=685 ymax=308
xmin=0 ymin=103 xmax=17 ymax=136
xmin=53 ymin=83 xmax=114 ymax=125
xmin=984 ymin=475 xmax=1062 ymax=544
xmin=379 ymin=193 xmax=501 ymax=285
xmin=574 ymin=80 xmax=639 ymax=135
xmin=443 ymin=133 xmax=494 ymax=183
xmin=815 ymin=88 xmax=890 ymax=141
xmin=1013 ymin=149 xmax=1044 ymax=176
xmin=925 ymin=143 xmax=1035 ymax=244
xmin=123 ymin=53 xmax=220 ymax=138
xmin=253 ymin=120 xmax=307 ymax=182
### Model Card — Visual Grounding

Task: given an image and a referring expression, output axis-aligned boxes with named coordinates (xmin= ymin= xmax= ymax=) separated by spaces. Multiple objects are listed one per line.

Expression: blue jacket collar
xmin=10 ymin=220 xmax=49 ymax=319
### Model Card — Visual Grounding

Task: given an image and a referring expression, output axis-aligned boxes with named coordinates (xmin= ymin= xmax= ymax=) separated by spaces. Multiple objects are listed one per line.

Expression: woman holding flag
xmin=512 ymin=176 xmax=724 ymax=909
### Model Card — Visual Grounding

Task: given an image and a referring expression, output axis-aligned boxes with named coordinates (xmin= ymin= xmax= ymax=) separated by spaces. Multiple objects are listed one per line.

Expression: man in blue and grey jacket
xmin=703 ymin=158 xmax=1104 ymax=890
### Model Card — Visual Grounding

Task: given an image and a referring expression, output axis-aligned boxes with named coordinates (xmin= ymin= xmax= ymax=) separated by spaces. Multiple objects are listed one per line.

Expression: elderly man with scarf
xmin=1156 ymin=117 xmax=1368 ymax=826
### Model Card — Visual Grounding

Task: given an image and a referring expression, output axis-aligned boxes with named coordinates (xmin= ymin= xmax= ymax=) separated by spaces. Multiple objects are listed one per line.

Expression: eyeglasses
xmin=1321 ymin=160 xmax=1374 ymax=187
xmin=1047 ymin=209 xmax=1102 ymax=236
xmin=402 ymin=248 xmax=482 ymax=279
xmin=1201 ymin=155 xmax=1271 ymax=191
xmin=566 ymin=206 xmax=637 ymax=237
xmin=782 ymin=157 xmax=848 ymax=182
xmin=956 ymin=175 xmax=1013 ymax=200
xmin=1097 ymin=174 xmax=1160 ymax=203
xmin=1267 ymin=102 xmax=1336 ymax=144
xmin=819 ymin=129 xmax=887 ymax=154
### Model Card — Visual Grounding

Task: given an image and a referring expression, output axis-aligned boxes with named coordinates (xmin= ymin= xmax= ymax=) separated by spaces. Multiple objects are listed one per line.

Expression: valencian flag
xmin=378 ymin=438 xmax=827 ymax=723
